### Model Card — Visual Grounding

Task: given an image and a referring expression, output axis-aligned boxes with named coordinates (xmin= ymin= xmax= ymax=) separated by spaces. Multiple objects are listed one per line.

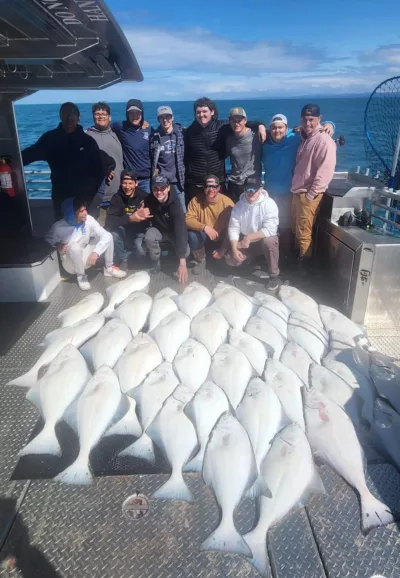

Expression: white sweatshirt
xmin=45 ymin=215 xmax=111 ymax=256
xmin=228 ymin=190 xmax=279 ymax=241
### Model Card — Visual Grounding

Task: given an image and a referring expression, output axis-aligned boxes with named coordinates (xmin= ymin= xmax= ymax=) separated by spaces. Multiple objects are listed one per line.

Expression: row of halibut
xmin=8 ymin=274 xmax=400 ymax=577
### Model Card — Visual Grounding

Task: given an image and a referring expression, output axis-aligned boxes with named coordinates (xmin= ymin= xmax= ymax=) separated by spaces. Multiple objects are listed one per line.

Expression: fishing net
xmin=364 ymin=76 xmax=400 ymax=187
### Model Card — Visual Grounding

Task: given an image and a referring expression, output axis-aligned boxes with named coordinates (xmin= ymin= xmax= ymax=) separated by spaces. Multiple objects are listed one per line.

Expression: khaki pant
xmin=291 ymin=193 xmax=323 ymax=258
xmin=226 ymin=236 xmax=280 ymax=277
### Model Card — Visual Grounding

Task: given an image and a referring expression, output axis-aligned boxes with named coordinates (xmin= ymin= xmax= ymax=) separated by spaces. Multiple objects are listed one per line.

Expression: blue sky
xmin=23 ymin=0 xmax=400 ymax=104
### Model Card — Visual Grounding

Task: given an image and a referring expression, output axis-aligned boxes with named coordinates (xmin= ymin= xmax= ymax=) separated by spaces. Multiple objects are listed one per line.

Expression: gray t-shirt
xmin=157 ymin=132 xmax=177 ymax=183
xmin=226 ymin=128 xmax=262 ymax=185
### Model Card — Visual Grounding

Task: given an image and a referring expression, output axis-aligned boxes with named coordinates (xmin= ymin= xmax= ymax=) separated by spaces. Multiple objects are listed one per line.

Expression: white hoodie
xmin=45 ymin=215 xmax=111 ymax=255
xmin=228 ymin=189 xmax=279 ymax=241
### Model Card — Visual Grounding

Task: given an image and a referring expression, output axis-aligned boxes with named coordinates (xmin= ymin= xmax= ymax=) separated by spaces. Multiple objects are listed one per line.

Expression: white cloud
xmin=359 ymin=44 xmax=400 ymax=66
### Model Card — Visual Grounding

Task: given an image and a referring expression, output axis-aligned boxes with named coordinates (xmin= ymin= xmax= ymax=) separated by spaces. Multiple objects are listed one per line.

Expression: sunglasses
xmin=245 ymin=187 xmax=258 ymax=195
xmin=205 ymin=184 xmax=219 ymax=190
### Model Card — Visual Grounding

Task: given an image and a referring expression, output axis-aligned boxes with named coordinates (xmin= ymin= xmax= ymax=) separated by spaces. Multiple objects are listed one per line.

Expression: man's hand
xmin=258 ymin=125 xmax=267 ymax=144
xmin=177 ymin=263 xmax=188 ymax=284
xmin=129 ymin=201 xmax=152 ymax=223
xmin=212 ymin=247 xmax=227 ymax=260
xmin=56 ymin=242 xmax=67 ymax=254
xmin=105 ymin=171 xmax=115 ymax=185
xmin=238 ymin=236 xmax=250 ymax=249
xmin=233 ymin=249 xmax=246 ymax=263
xmin=87 ymin=252 xmax=99 ymax=266
xmin=142 ymin=120 xmax=150 ymax=129
xmin=321 ymin=123 xmax=334 ymax=137
xmin=204 ymin=225 xmax=219 ymax=241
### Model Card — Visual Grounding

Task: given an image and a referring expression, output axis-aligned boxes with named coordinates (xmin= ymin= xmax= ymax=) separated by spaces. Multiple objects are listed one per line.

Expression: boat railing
xmin=25 ymin=169 xmax=52 ymax=197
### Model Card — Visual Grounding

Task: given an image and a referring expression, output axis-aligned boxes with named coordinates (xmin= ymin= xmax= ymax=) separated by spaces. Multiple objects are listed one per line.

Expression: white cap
xmin=270 ymin=114 xmax=288 ymax=126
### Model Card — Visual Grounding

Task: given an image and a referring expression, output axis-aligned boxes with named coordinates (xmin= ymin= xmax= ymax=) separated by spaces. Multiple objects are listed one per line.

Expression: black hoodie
xmin=111 ymin=99 xmax=153 ymax=178
xmin=105 ymin=184 xmax=147 ymax=232
xmin=144 ymin=187 xmax=188 ymax=259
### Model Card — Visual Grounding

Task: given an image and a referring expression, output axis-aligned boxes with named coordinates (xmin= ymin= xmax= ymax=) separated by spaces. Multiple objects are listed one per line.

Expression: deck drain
xmin=122 ymin=493 xmax=150 ymax=520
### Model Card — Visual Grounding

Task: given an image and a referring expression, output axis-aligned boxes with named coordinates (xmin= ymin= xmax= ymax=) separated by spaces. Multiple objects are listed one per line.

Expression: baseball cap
xmin=157 ymin=105 xmax=173 ymax=117
xmin=301 ymin=104 xmax=321 ymax=117
xmin=229 ymin=107 xmax=247 ymax=118
xmin=270 ymin=113 xmax=288 ymax=126
xmin=204 ymin=174 xmax=220 ymax=186
xmin=244 ymin=175 xmax=262 ymax=194
xmin=151 ymin=174 xmax=170 ymax=188
xmin=127 ymin=105 xmax=142 ymax=113
xmin=121 ymin=169 xmax=137 ymax=181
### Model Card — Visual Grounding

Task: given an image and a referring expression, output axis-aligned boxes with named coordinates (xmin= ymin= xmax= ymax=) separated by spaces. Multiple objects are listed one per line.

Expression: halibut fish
xmin=244 ymin=424 xmax=324 ymax=576
xmin=57 ymin=292 xmax=104 ymax=327
xmin=190 ymin=307 xmax=229 ymax=356
xmin=304 ymin=386 xmax=395 ymax=532
xmin=263 ymin=360 xmax=305 ymax=430
xmin=8 ymin=314 xmax=105 ymax=388
xmin=279 ymin=342 xmax=312 ymax=386
xmin=116 ymin=333 xmax=163 ymax=394
xmin=55 ymin=366 xmax=122 ymax=485
xmin=150 ymin=310 xmax=191 ymax=362
xmin=210 ymin=344 xmax=253 ymax=408
xmin=279 ymin=285 xmax=322 ymax=327
xmin=120 ymin=362 xmax=178 ymax=463
xmin=147 ymin=384 xmax=197 ymax=502
xmin=201 ymin=412 xmax=258 ymax=557
xmin=183 ymin=381 xmax=229 ymax=472
xmin=111 ymin=292 xmax=152 ymax=336
xmin=21 ymin=345 xmax=90 ymax=456
xmin=102 ymin=271 xmax=150 ymax=317
xmin=91 ymin=319 xmax=131 ymax=371
xmin=176 ymin=282 xmax=212 ymax=319
xmin=173 ymin=338 xmax=211 ymax=392
xmin=245 ymin=316 xmax=286 ymax=359
xmin=148 ymin=288 xmax=178 ymax=332
xmin=229 ymin=329 xmax=269 ymax=376
xmin=212 ymin=282 xmax=259 ymax=330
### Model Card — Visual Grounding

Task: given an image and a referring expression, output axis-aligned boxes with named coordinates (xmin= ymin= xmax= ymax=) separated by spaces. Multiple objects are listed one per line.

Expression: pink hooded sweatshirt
xmin=291 ymin=126 xmax=336 ymax=201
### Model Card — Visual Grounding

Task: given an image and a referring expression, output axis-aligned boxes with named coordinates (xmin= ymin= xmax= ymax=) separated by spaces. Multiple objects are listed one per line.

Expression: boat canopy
xmin=0 ymin=0 xmax=143 ymax=98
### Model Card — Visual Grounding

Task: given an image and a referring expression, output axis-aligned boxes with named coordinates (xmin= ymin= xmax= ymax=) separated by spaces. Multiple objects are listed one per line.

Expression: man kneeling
xmin=185 ymin=174 xmax=234 ymax=274
xmin=45 ymin=197 xmax=127 ymax=290
xmin=227 ymin=176 xmax=280 ymax=290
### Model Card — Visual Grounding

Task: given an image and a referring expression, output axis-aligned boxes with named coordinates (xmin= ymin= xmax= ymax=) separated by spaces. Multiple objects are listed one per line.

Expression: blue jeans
xmin=171 ymin=184 xmax=186 ymax=213
xmin=188 ymin=230 xmax=207 ymax=251
xmin=112 ymin=226 xmax=146 ymax=262
xmin=138 ymin=178 xmax=151 ymax=195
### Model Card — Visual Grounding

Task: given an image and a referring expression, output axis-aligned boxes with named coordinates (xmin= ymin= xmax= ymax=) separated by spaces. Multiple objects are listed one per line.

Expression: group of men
xmin=23 ymin=97 xmax=337 ymax=291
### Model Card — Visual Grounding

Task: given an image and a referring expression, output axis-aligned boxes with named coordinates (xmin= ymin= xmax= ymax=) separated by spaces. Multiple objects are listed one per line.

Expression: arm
xmin=185 ymin=198 xmax=204 ymax=232
xmin=44 ymin=223 xmax=58 ymax=247
xmin=21 ymin=134 xmax=50 ymax=166
xmin=260 ymin=199 xmax=279 ymax=237
xmin=170 ymin=199 xmax=189 ymax=260
xmin=307 ymin=140 xmax=337 ymax=201
xmin=87 ymin=137 xmax=105 ymax=190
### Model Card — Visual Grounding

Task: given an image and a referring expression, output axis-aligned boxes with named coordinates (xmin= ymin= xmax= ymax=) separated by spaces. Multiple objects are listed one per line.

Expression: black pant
xmin=227 ymin=181 xmax=245 ymax=203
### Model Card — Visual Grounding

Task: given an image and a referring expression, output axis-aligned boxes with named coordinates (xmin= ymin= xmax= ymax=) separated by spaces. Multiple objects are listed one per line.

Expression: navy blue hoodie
xmin=112 ymin=99 xmax=152 ymax=178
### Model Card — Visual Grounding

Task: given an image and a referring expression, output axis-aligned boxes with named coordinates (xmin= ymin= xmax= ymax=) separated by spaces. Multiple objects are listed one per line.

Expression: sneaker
xmin=266 ymin=278 xmax=280 ymax=292
xmin=103 ymin=265 xmax=127 ymax=279
xmin=148 ymin=260 xmax=161 ymax=274
xmin=192 ymin=259 xmax=206 ymax=275
xmin=252 ymin=269 xmax=270 ymax=279
xmin=77 ymin=274 xmax=91 ymax=291
xmin=119 ymin=260 xmax=128 ymax=272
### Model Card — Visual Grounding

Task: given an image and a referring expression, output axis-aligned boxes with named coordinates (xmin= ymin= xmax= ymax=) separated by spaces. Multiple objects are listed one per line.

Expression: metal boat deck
xmin=1 ymin=263 xmax=400 ymax=578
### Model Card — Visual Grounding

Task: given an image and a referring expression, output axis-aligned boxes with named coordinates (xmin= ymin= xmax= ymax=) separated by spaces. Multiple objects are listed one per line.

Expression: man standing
xmin=150 ymin=105 xmax=186 ymax=212
xmin=262 ymin=113 xmax=334 ymax=255
xmin=184 ymin=97 xmax=266 ymax=203
xmin=86 ymin=102 xmax=124 ymax=224
xmin=291 ymin=104 xmax=337 ymax=269
xmin=226 ymin=107 xmax=262 ymax=202
xmin=227 ymin=176 xmax=280 ymax=291
xmin=185 ymin=174 xmax=234 ymax=274
xmin=105 ymin=170 xmax=150 ymax=269
xmin=112 ymin=99 xmax=152 ymax=194
xmin=22 ymin=102 xmax=104 ymax=219
xmin=144 ymin=175 xmax=189 ymax=284
xmin=45 ymin=197 xmax=126 ymax=290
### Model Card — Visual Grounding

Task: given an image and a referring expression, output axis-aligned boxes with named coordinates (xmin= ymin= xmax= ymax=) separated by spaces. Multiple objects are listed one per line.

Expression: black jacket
xmin=144 ymin=188 xmax=188 ymax=259
xmin=105 ymin=186 xmax=147 ymax=232
xmin=184 ymin=119 xmax=263 ymax=185
xmin=22 ymin=124 xmax=104 ymax=207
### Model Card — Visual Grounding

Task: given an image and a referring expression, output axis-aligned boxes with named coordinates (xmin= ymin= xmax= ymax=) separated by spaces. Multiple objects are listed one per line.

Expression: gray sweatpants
xmin=144 ymin=227 xmax=190 ymax=262
xmin=61 ymin=233 xmax=114 ymax=276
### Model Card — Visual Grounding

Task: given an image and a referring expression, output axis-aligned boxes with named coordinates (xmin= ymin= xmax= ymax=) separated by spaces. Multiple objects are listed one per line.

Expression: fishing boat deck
xmin=1 ymin=263 xmax=400 ymax=578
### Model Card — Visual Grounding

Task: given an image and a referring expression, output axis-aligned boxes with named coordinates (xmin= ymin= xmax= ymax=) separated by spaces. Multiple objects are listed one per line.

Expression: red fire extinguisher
xmin=0 ymin=158 xmax=16 ymax=197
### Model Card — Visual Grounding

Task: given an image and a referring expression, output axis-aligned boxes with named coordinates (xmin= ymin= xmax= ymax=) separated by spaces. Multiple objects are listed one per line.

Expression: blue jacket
xmin=112 ymin=121 xmax=152 ymax=178
xmin=262 ymin=123 xmax=335 ymax=196
xmin=150 ymin=123 xmax=185 ymax=189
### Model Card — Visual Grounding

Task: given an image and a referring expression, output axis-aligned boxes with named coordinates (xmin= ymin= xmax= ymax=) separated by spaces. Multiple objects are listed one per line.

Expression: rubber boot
xmin=192 ymin=248 xmax=206 ymax=275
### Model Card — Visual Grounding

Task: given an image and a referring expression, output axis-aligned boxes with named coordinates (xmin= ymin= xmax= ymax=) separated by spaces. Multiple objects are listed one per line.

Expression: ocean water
xmin=15 ymin=97 xmax=368 ymax=198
